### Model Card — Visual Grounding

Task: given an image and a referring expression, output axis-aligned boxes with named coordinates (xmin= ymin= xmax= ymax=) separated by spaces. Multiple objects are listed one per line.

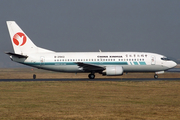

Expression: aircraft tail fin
xmin=6 ymin=21 xmax=54 ymax=55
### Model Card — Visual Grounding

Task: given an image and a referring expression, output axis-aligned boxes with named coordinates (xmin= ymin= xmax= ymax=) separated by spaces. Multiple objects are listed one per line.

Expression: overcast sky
xmin=0 ymin=0 xmax=180 ymax=68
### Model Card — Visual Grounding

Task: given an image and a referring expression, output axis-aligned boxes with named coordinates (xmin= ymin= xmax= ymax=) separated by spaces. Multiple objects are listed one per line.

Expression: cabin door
xmin=151 ymin=56 xmax=156 ymax=65
xmin=40 ymin=56 xmax=45 ymax=65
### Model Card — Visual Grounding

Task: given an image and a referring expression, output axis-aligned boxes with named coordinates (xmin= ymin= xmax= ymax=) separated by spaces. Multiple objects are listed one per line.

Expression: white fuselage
xmin=12 ymin=52 xmax=177 ymax=73
xmin=6 ymin=21 xmax=177 ymax=79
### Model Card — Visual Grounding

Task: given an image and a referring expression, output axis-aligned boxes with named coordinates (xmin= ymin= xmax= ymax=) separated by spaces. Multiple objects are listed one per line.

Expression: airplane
xmin=6 ymin=21 xmax=177 ymax=79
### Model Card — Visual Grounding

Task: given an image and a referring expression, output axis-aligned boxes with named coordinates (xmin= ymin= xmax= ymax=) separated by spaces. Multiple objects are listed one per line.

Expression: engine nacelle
xmin=103 ymin=66 xmax=123 ymax=76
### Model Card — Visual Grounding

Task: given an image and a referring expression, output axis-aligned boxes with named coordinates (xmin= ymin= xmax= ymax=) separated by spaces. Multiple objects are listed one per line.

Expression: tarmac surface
xmin=1 ymin=78 xmax=180 ymax=82
xmin=166 ymin=68 xmax=180 ymax=72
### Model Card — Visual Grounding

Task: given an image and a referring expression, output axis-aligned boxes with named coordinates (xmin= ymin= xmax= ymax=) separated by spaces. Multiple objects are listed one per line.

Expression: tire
xmin=154 ymin=74 xmax=158 ymax=79
xmin=88 ymin=74 xmax=95 ymax=79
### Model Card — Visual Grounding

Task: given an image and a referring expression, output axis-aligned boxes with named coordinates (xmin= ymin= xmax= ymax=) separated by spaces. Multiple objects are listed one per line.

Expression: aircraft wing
xmin=76 ymin=62 xmax=105 ymax=72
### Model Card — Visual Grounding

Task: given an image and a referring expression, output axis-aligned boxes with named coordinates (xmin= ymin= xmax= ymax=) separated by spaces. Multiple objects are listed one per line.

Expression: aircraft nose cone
xmin=170 ymin=61 xmax=177 ymax=68
xmin=171 ymin=61 xmax=177 ymax=68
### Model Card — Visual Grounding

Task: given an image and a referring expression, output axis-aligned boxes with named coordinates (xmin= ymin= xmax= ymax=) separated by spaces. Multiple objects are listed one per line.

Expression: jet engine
xmin=102 ymin=66 xmax=123 ymax=76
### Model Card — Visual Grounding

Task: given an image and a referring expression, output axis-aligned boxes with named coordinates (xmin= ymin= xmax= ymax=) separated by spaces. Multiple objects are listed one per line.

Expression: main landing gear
xmin=88 ymin=73 xmax=95 ymax=79
xmin=154 ymin=74 xmax=158 ymax=79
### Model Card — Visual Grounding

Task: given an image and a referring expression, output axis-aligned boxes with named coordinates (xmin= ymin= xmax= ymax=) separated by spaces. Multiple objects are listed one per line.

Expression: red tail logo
xmin=13 ymin=32 xmax=27 ymax=46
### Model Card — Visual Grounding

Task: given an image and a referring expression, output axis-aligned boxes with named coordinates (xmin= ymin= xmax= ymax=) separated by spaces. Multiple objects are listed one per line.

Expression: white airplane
xmin=6 ymin=21 xmax=177 ymax=79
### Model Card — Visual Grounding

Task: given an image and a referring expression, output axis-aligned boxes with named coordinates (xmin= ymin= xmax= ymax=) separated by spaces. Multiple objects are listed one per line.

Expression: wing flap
xmin=76 ymin=62 xmax=105 ymax=72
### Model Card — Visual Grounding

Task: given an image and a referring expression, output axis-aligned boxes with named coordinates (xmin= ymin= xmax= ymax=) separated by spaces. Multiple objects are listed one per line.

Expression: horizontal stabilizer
xmin=5 ymin=52 xmax=28 ymax=58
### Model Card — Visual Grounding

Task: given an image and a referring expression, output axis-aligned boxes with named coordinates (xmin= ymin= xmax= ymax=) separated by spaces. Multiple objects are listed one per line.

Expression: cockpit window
xmin=161 ymin=57 xmax=171 ymax=61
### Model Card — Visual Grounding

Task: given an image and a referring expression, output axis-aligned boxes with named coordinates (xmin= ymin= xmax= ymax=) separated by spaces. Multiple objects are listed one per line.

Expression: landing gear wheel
xmin=88 ymin=74 xmax=95 ymax=79
xmin=154 ymin=74 xmax=158 ymax=79
xmin=33 ymin=74 xmax=36 ymax=79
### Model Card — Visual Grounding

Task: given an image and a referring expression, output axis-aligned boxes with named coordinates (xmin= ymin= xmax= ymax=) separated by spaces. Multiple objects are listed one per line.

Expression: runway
xmin=1 ymin=78 xmax=180 ymax=82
